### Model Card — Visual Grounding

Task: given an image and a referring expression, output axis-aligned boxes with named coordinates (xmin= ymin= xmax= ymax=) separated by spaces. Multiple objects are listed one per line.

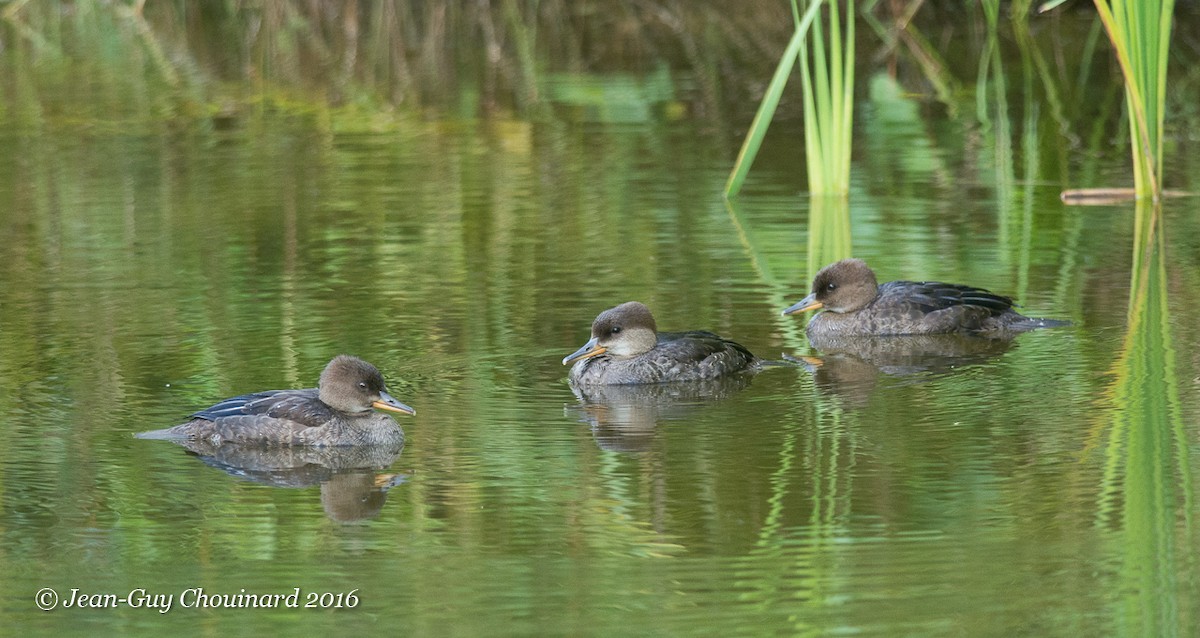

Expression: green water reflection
xmin=1098 ymin=201 xmax=1196 ymax=637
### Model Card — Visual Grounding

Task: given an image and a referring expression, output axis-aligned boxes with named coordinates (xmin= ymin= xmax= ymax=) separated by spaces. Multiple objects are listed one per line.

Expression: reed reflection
xmin=1098 ymin=200 xmax=1196 ymax=636
xmin=806 ymin=195 xmax=852 ymax=281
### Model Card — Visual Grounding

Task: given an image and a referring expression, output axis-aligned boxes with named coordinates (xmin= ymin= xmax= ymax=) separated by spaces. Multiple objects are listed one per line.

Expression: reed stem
xmin=726 ymin=1 xmax=854 ymax=197
xmin=1089 ymin=0 xmax=1174 ymax=199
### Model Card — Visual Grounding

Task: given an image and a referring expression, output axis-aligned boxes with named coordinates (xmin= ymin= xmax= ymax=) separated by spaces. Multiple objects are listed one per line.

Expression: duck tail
xmin=1009 ymin=316 xmax=1072 ymax=332
xmin=756 ymin=354 xmax=817 ymax=370
xmin=134 ymin=427 xmax=186 ymax=440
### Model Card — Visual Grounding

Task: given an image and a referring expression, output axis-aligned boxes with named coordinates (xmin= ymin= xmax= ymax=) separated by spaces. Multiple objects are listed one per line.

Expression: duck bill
xmin=373 ymin=390 xmax=416 ymax=416
xmin=782 ymin=293 xmax=823 ymax=316
xmin=562 ymin=337 xmax=607 ymax=365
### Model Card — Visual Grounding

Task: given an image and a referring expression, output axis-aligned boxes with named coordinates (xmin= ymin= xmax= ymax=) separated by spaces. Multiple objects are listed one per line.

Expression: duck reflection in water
xmin=795 ymin=333 xmax=1017 ymax=408
xmin=567 ymin=377 xmax=754 ymax=453
xmin=163 ymin=439 xmax=408 ymax=523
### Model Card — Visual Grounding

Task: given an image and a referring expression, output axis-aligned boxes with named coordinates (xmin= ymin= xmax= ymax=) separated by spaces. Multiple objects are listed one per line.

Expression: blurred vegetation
xmin=0 ymin=2 xmax=1195 ymax=118
xmin=0 ymin=0 xmax=795 ymax=124
xmin=2 ymin=0 xmax=1198 ymax=194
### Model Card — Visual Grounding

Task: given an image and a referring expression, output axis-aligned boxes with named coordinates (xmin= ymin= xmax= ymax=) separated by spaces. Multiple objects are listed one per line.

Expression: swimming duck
xmin=137 ymin=355 xmax=414 ymax=447
xmin=782 ymin=258 xmax=1068 ymax=337
xmin=563 ymin=301 xmax=762 ymax=385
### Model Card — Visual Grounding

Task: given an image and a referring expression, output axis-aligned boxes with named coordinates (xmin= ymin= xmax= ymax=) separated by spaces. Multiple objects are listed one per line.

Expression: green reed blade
xmin=727 ymin=0 xmax=856 ymax=197
xmin=1089 ymin=0 xmax=1174 ymax=199
xmin=725 ymin=1 xmax=825 ymax=197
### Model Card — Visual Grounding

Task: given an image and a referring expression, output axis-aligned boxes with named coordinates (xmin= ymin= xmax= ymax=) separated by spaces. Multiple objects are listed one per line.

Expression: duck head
xmin=782 ymin=258 xmax=880 ymax=315
xmin=319 ymin=355 xmax=415 ymax=416
xmin=563 ymin=301 xmax=659 ymax=364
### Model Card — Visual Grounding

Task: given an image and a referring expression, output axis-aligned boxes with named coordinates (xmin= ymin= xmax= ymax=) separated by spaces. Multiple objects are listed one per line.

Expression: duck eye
xmin=611 ymin=326 xmax=622 ymax=334
xmin=358 ymin=382 xmax=368 ymax=390
xmin=826 ymin=283 xmax=837 ymax=292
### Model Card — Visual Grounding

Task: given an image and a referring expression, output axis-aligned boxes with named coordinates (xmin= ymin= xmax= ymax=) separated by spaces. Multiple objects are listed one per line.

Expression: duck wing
xmin=191 ymin=388 xmax=337 ymax=428
xmin=656 ymin=331 xmax=758 ymax=374
xmin=657 ymin=331 xmax=745 ymax=359
xmin=883 ymin=280 xmax=1015 ymax=314
xmin=868 ymin=280 xmax=1020 ymax=334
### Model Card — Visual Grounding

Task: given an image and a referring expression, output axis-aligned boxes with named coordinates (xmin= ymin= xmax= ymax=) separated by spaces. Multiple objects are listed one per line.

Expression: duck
xmin=562 ymin=301 xmax=763 ymax=385
xmin=782 ymin=258 xmax=1069 ymax=337
xmin=136 ymin=355 xmax=414 ymax=447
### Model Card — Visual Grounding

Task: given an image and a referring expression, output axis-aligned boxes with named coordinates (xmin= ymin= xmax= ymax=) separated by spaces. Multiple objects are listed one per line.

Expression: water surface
xmin=2 ymin=9 xmax=1199 ymax=638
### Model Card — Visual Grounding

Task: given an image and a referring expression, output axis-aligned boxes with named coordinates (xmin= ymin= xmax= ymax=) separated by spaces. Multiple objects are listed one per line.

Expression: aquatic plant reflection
xmin=1097 ymin=200 xmax=1196 ymax=635
xmin=805 ymin=195 xmax=852 ymax=282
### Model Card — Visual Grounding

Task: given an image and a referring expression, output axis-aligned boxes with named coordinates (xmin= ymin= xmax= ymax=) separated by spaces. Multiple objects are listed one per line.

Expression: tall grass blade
xmin=1089 ymin=0 xmax=1174 ymax=199
xmin=726 ymin=0 xmax=854 ymax=197
xmin=797 ymin=0 xmax=855 ymax=195
xmin=725 ymin=1 xmax=824 ymax=197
